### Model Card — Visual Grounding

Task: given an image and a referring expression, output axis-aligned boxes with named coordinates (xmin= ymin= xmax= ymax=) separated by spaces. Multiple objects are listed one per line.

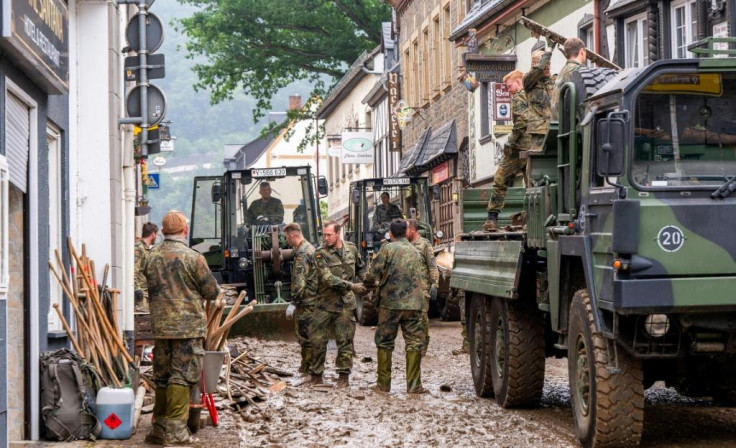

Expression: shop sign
xmin=387 ymin=72 xmax=402 ymax=152
xmin=1 ymin=0 xmax=69 ymax=93
xmin=465 ymin=54 xmax=517 ymax=83
xmin=432 ymin=161 xmax=450 ymax=184
xmin=493 ymin=82 xmax=512 ymax=121
xmin=341 ymin=131 xmax=374 ymax=164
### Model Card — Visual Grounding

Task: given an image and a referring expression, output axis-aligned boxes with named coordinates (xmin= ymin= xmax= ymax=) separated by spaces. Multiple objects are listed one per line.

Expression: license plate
xmin=383 ymin=178 xmax=410 ymax=185
xmin=252 ymin=168 xmax=287 ymax=178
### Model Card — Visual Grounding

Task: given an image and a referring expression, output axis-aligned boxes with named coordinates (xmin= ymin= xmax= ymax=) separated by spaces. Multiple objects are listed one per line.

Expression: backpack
xmin=40 ymin=348 xmax=103 ymax=441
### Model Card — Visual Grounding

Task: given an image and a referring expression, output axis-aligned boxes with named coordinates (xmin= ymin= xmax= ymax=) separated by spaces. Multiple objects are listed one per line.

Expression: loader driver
xmin=373 ymin=192 xmax=403 ymax=229
xmin=246 ymin=182 xmax=285 ymax=225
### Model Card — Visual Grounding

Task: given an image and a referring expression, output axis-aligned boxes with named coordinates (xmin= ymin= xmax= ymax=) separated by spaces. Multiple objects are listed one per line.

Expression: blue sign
xmin=147 ymin=173 xmax=160 ymax=189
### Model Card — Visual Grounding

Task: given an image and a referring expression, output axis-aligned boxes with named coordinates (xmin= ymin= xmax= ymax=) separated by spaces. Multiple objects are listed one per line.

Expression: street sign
xmin=124 ymin=54 xmax=166 ymax=81
xmin=147 ymin=173 xmax=160 ymax=189
xmin=126 ymin=85 xmax=167 ymax=126
xmin=160 ymin=140 xmax=174 ymax=152
xmin=125 ymin=12 xmax=164 ymax=53
xmin=151 ymin=156 xmax=167 ymax=167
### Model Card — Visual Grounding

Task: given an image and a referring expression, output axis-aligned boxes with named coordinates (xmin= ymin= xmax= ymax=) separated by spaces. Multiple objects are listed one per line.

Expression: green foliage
xmin=174 ymin=0 xmax=390 ymax=122
xmin=320 ymin=200 xmax=329 ymax=223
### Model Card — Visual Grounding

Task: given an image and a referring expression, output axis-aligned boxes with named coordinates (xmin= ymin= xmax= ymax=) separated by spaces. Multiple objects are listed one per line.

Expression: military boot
xmin=164 ymin=385 xmax=200 ymax=447
xmin=337 ymin=373 xmax=350 ymax=388
xmin=482 ymin=212 xmax=499 ymax=232
xmin=144 ymin=387 xmax=168 ymax=445
xmin=299 ymin=347 xmax=312 ymax=374
xmin=376 ymin=348 xmax=392 ymax=392
xmin=406 ymin=351 xmax=427 ymax=394
xmin=310 ymin=374 xmax=323 ymax=385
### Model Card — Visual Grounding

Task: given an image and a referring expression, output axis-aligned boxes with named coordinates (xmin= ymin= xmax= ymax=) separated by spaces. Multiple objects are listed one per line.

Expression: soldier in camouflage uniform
xmin=406 ymin=219 xmax=438 ymax=356
xmin=142 ymin=211 xmax=220 ymax=446
xmin=309 ymin=221 xmax=367 ymax=387
xmin=364 ymin=219 xmax=428 ymax=393
xmin=283 ymin=223 xmax=318 ymax=374
xmin=246 ymin=182 xmax=284 ymax=224
xmin=484 ymin=47 xmax=555 ymax=232
xmin=134 ymin=222 xmax=158 ymax=312
xmin=373 ymin=192 xmax=403 ymax=229
xmin=556 ymin=37 xmax=587 ymax=91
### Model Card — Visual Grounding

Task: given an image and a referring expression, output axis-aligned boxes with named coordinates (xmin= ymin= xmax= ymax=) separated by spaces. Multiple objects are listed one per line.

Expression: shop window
xmin=624 ymin=13 xmax=650 ymax=68
xmin=479 ymin=82 xmax=493 ymax=140
xmin=671 ymin=0 xmax=697 ymax=58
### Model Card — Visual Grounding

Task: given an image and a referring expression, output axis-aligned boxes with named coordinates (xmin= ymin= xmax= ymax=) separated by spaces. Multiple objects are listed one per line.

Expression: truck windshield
xmin=631 ymin=73 xmax=736 ymax=189
xmin=369 ymin=182 xmax=429 ymax=231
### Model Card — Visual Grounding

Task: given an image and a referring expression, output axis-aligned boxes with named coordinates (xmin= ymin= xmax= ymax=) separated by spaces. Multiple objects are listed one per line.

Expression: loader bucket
xmin=222 ymin=302 xmax=296 ymax=341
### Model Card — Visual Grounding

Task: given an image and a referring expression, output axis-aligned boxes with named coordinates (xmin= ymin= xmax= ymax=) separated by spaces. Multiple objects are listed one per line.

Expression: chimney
xmin=288 ymin=95 xmax=302 ymax=111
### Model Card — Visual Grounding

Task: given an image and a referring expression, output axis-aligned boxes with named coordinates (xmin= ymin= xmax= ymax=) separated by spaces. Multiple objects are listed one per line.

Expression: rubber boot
xmin=376 ymin=348 xmax=392 ymax=392
xmin=299 ymin=347 xmax=312 ymax=374
xmin=406 ymin=351 xmax=427 ymax=394
xmin=144 ymin=387 xmax=168 ymax=445
xmin=164 ymin=385 xmax=200 ymax=446
xmin=337 ymin=373 xmax=350 ymax=388
xmin=310 ymin=374 xmax=323 ymax=385
xmin=482 ymin=211 xmax=499 ymax=232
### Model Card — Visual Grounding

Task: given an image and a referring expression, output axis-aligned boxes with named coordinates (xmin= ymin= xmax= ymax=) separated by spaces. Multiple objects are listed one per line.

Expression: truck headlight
xmin=238 ymin=257 xmax=250 ymax=270
xmin=230 ymin=248 xmax=239 ymax=258
xmin=644 ymin=314 xmax=670 ymax=338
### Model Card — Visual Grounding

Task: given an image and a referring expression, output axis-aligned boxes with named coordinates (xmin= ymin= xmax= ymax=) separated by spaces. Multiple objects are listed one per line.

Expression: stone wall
xmin=7 ymin=184 xmax=25 ymax=441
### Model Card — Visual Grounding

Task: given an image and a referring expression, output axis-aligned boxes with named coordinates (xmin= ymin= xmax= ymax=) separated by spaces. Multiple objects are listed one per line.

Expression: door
xmin=0 ymin=155 xmax=9 ymax=447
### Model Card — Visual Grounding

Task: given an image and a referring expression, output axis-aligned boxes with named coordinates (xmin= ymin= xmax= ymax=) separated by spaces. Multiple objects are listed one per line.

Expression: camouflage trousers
xmin=295 ymin=304 xmax=314 ymax=349
xmin=375 ymin=309 xmax=426 ymax=353
xmin=488 ymin=150 xmax=527 ymax=213
xmin=153 ymin=338 xmax=204 ymax=388
xmin=309 ymin=307 xmax=355 ymax=375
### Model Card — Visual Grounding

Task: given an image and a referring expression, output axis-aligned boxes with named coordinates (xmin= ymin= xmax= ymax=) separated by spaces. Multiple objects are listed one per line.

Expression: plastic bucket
xmin=201 ymin=351 xmax=226 ymax=393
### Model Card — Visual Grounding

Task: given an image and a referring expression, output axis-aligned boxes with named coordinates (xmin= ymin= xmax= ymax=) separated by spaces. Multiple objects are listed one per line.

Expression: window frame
xmin=623 ymin=13 xmax=649 ymax=68
xmin=670 ymin=0 xmax=697 ymax=59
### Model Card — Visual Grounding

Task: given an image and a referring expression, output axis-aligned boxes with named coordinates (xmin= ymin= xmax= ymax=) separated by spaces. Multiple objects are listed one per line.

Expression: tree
xmin=175 ymin=0 xmax=390 ymax=124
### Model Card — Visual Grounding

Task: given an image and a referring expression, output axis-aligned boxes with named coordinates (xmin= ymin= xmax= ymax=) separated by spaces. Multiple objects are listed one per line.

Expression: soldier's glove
xmin=430 ymin=285 xmax=438 ymax=303
xmin=546 ymin=37 xmax=557 ymax=51
xmin=285 ymin=303 xmax=297 ymax=320
xmin=257 ymin=215 xmax=269 ymax=223
xmin=350 ymin=283 xmax=369 ymax=296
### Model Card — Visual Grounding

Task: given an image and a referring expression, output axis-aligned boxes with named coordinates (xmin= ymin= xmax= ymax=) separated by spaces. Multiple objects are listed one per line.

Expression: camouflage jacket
xmin=373 ymin=203 xmax=403 ymax=228
xmin=364 ymin=238 xmax=425 ymax=311
xmin=412 ymin=237 xmax=439 ymax=295
xmin=556 ymin=59 xmax=583 ymax=91
xmin=291 ymin=239 xmax=318 ymax=307
xmin=142 ymin=236 xmax=220 ymax=338
xmin=134 ymin=239 xmax=150 ymax=297
xmin=246 ymin=197 xmax=284 ymax=225
xmin=314 ymin=241 xmax=366 ymax=312
xmin=521 ymin=49 xmax=554 ymax=136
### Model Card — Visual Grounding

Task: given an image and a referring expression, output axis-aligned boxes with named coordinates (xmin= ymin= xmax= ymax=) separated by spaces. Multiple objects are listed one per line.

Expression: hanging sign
xmin=493 ymin=82 xmax=512 ymax=121
xmin=388 ymin=72 xmax=402 ymax=152
xmin=341 ymin=132 xmax=374 ymax=164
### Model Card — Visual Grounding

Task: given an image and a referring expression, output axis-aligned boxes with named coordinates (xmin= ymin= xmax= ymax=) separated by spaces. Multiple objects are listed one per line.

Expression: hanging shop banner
xmin=341 ymin=131 xmax=374 ymax=164
xmin=465 ymin=54 xmax=517 ymax=83
xmin=387 ymin=72 xmax=402 ymax=152
xmin=1 ymin=0 xmax=69 ymax=93
xmin=493 ymin=82 xmax=512 ymax=121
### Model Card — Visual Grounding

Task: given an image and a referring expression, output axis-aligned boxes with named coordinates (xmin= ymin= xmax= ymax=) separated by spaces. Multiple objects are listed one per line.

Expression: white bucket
xmin=201 ymin=351 xmax=226 ymax=394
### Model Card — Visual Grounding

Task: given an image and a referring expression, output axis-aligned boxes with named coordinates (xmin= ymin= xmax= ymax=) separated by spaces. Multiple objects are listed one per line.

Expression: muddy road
xmin=221 ymin=319 xmax=736 ymax=447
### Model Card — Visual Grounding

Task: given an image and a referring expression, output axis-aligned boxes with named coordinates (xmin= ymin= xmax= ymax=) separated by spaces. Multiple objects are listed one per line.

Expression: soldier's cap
xmin=162 ymin=210 xmax=188 ymax=235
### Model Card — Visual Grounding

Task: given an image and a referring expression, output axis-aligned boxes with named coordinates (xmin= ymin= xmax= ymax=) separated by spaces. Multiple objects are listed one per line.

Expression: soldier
xmin=556 ymin=37 xmax=587 ymax=91
xmin=309 ymin=221 xmax=367 ymax=387
xmin=483 ymin=47 xmax=554 ymax=232
xmin=142 ymin=210 xmax=220 ymax=446
xmin=364 ymin=219 xmax=427 ymax=393
xmin=134 ymin=222 xmax=158 ymax=312
xmin=373 ymin=192 xmax=403 ymax=228
xmin=284 ymin=223 xmax=318 ymax=375
xmin=246 ymin=182 xmax=285 ymax=224
xmin=406 ymin=219 xmax=438 ymax=356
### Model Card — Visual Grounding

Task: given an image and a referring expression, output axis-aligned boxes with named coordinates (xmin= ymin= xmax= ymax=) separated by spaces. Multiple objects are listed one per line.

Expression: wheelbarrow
xmin=188 ymin=351 xmax=226 ymax=433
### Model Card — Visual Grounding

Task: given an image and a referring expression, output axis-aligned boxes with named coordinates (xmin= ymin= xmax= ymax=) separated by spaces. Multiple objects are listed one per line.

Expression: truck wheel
xmin=568 ymin=289 xmax=644 ymax=448
xmin=712 ymin=389 xmax=736 ymax=407
xmin=356 ymin=293 xmax=378 ymax=326
xmin=440 ymin=292 xmax=461 ymax=321
xmin=468 ymin=293 xmax=494 ymax=397
xmin=489 ymin=297 xmax=545 ymax=408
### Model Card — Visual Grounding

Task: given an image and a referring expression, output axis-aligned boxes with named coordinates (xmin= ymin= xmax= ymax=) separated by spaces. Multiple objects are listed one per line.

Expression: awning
xmin=408 ymin=120 xmax=457 ymax=175
xmin=395 ymin=127 xmax=431 ymax=176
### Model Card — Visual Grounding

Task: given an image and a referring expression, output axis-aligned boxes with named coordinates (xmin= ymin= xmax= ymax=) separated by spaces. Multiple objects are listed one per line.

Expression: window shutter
xmin=5 ymin=93 xmax=30 ymax=193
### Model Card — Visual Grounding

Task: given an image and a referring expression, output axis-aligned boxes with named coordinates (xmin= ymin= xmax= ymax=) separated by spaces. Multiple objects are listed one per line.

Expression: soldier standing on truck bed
xmin=309 ymin=221 xmax=368 ymax=387
xmin=556 ymin=37 xmax=587 ymax=91
xmin=142 ymin=210 xmax=220 ymax=446
xmin=483 ymin=45 xmax=555 ymax=232
xmin=364 ymin=219 xmax=428 ymax=394
xmin=406 ymin=219 xmax=438 ymax=356
xmin=134 ymin=222 xmax=158 ymax=312
xmin=284 ymin=223 xmax=319 ymax=375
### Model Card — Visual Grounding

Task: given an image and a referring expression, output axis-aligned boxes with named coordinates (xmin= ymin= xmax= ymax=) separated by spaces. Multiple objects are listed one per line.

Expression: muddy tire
xmin=440 ymin=291 xmax=461 ymax=321
xmin=567 ymin=68 xmax=619 ymax=119
xmin=489 ymin=297 xmax=545 ymax=408
xmin=712 ymin=389 xmax=736 ymax=407
xmin=356 ymin=293 xmax=378 ymax=326
xmin=468 ymin=293 xmax=494 ymax=397
xmin=568 ymin=289 xmax=644 ymax=448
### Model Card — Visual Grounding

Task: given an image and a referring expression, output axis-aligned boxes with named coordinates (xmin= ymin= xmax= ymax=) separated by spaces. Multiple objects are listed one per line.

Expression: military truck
xmin=344 ymin=176 xmax=459 ymax=324
xmin=451 ymin=39 xmax=736 ymax=447
xmin=189 ymin=166 xmax=326 ymax=334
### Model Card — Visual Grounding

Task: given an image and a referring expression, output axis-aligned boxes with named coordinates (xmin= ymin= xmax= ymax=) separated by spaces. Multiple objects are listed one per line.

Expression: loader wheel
xmin=468 ymin=293 xmax=494 ymax=397
xmin=440 ymin=291 xmax=461 ymax=321
xmin=356 ymin=293 xmax=378 ymax=326
xmin=489 ymin=297 xmax=545 ymax=408
xmin=568 ymin=289 xmax=644 ymax=448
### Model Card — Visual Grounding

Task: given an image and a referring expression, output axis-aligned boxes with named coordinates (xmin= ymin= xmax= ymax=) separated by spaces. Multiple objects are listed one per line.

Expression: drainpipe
xmin=594 ymin=0 xmax=601 ymax=54
xmin=123 ymin=130 xmax=136 ymax=349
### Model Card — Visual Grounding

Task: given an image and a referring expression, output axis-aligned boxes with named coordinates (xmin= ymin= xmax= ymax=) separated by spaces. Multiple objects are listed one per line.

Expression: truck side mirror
xmin=596 ymin=116 xmax=626 ymax=177
xmin=211 ymin=183 xmax=222 ymax=203
xmin=351 ymin=188 xmax=361 ymax=204
xmin=317 ymin=176 xmax=328 ymax=198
